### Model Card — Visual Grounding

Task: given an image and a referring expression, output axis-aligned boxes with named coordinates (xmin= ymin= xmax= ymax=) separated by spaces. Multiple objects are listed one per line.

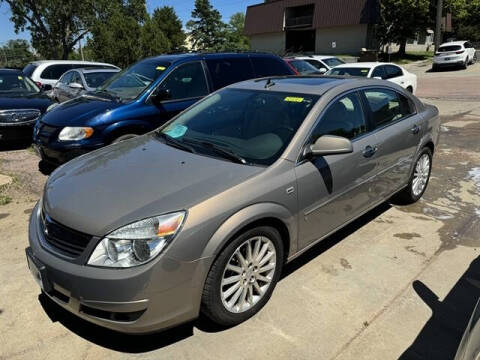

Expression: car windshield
xmin=158 ymin=88 xmax=319 ymax=166
xmin=84 ymin=71 xmax=118 ymax=89
xmin=327 ymin=67 xmax=371 ymax=77
xmin=289 ymin=60 xmax=320 ymax=74
xmin=323 ymin=58 xmax=345 ymax=67
xmin=0 ymin=73 xmax=40 ymax=94
xmin=98 ymin=60 xmax=170 ymax=101
xmin=22 ymin=64 xmax=38 ymax=78
xmin=438 ymin=45 xmax=462 ymax=52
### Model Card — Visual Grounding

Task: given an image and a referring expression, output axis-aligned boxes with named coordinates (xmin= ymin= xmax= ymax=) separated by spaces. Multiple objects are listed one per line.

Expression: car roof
xmin=227 ymin=76 xmax=358 ymax=95
xmin=440 ymin=41 xmax=467 ymax=46
xmin=0 ymin=68 xmax=22 ymax=75
xmin=140 ymin=52 xmax=281 ymax=64
xmin=74 ymin=68 xmax=120 ymax=74
xmin=27 ymin=60 xmax=119 ymax=68
xmin=333 ymin=62 xmax=400 ymax=68
xmin=294 ymin=55 xmax=338 ymax=60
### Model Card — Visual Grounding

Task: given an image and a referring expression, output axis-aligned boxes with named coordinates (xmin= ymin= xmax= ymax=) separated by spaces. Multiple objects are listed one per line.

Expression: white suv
xmin=433 ymin=41 xmax=477 ymax=70
xmin=22 ymin=60 xmax=119 ymax=91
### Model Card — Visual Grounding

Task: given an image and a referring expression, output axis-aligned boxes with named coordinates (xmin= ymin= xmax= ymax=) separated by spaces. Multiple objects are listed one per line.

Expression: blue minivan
xmin=33 ymin=52 xmax=294 ymax=167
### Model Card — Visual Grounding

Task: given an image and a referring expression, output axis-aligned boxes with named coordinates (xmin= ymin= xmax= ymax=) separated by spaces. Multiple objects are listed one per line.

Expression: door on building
xmin=285 ymin=30 xmax=315 ymax=53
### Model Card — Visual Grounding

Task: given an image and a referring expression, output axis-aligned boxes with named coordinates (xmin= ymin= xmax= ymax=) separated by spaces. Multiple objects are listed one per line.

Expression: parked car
xmin=455 ymin=299 xmax=480 ymax=360
xmin=0 ymin=69 xmax=53 ymax=144
xmin=22 ymin=60 xmax=119 ymax=92
xmin=433 ymin=41 xmax=477 ymax=70
xmin=33 ymin=52 xmax=294 ymax=167
xmin=283 ymin=58 xmax=323 ymax=75
xmin=293 ymin=55 xmax=345 ymax=74
xmin=326 ymin=62 xmax=418 ymax=93
xmin=53 ymin=68 xmax=120 ymax=103
xmin=26 ymin=75 xmax=440 ymax=333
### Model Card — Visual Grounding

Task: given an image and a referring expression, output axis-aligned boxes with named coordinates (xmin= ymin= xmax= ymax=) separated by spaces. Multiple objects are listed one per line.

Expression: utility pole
xmin=435 ymin=0 xmax=444 ymax=52
xmin=79 ymin=38 xmax=85 ymax=61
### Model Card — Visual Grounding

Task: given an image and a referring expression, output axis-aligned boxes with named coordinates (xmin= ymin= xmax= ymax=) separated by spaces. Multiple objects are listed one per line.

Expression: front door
xmin=361 ymin=88 xmax=422 ymax=198
xmin=295 ymin=91 xmax=379 ymax=250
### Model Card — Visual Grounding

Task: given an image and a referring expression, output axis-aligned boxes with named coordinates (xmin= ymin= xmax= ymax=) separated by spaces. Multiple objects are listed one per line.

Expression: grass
xmin=0 ymin=195 xmax=12 ymax=205
xmin=381 ymin=51 xmax=434 ymax=65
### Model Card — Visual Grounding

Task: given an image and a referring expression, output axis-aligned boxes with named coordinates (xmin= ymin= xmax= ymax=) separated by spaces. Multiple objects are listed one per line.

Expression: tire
xmin=394 ymin=147 xmax=432 ymax=205
xmin=431 ymin=64 xmax=438 ymax=72
xmin=406 ymin=86 xmax=413 ymax=93
xmin=462 ymin=59 xmax=468 ymax=69
xmin=201 ymin=226 xmax=284 ymax=327
xmin=111 ymin=134 xmax=138 ymax=144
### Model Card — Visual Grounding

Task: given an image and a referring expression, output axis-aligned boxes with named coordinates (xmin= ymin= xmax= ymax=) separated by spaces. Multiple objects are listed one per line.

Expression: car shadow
xmin=0 ymin=140 xmax=32 ymax=151
xmin=38 ymin=201 xmax=393 ymax=353
xmin=398 ymin=256 xmax=480 ymax=359
xmin=425 ymin=67 xmax=464 ymax=73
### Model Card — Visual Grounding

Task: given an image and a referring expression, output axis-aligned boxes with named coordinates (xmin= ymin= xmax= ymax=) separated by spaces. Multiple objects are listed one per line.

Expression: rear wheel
xmin=462 ymin=58 xmax=468 ymax=69
xmin=394 ymin=147 xmax=432 ymax=204
xmin=201 ymin=226 xmax=284 ymax=326
xmin=472 ymin=53 xmax=477 ymax=64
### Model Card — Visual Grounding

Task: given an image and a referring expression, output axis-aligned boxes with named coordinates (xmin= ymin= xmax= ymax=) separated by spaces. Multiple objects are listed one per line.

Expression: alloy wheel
xmin=412 ymin=154 xmax=430 ymax=196
xmin=220 ymin=236 xmax=277 ymax=313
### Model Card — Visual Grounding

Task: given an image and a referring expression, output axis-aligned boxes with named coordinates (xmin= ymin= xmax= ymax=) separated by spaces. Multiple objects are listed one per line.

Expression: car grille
xmin=40 ymin=210 xmax=92 ymax=258
xmin=36 ymin=122 xmax=58 ymax=142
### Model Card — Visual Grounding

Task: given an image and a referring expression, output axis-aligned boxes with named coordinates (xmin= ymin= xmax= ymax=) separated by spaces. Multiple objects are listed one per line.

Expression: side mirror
xmin=69 ymin=82 xmax=83 ymax=89
xmin=319 ymin=67 xmax=328 ymax=74
xmin=152 ymin=88 xmax=171 ymax=106
xmin=42 ymin=84 xmax=53 ymax=91
xmin=305 ymin=135 xmax=353 ymax=158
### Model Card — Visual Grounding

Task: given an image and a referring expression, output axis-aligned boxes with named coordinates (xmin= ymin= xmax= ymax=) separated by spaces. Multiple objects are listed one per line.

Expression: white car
xmin=293 ymin=55 xmax=345 ymax=74
xmin=326 ymin=62 xmax=417 ymax=94
xmin=22 ymin=60 xmax=119 ymax=92
xmin=433 ymin=41 xmax=477 ymax=70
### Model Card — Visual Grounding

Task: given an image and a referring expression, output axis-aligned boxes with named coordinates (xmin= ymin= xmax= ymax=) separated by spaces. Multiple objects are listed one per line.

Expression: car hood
xmin=43 ymin=133 xmax=265 ymax=236
xmin=0 ymin=93 xmax=52 ymax=112
xmin=40 ymin=94 xmax=123 ymax=126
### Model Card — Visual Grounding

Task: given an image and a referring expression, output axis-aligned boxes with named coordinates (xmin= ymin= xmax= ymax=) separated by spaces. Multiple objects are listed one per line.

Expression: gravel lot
xmin=1 ymin=62 xmax=479 ymax=360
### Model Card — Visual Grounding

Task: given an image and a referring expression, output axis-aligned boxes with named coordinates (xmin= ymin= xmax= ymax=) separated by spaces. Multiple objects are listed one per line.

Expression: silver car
xmin=52 ymin=68 xmax=120 ymax=103
xmin=26 ymin=76 xmax=440 ymax=333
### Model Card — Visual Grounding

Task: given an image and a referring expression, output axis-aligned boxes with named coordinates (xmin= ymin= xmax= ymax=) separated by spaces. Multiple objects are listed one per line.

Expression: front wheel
xmin=394 ymin=148 xmax=432 ymax=204
xmin=201 ymin=226 xmax=284 ymax=327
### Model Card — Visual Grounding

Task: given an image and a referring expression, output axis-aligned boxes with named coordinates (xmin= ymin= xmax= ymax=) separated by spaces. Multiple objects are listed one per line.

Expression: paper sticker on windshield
xmin=284 ymin=96 xmax=304 ymax=103
xmin=18 ymin=76 xmax=23 ymax=80
xmin=156 ymin=66 xmax=166 ymax=71
xmin=361 ymin=69 xmax=369 ymax=73
xmin=165 ymin=124 xmax=187 ymax=138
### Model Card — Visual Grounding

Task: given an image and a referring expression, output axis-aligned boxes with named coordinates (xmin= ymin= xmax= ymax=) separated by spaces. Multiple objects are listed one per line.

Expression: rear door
xmin=145 ymin=61 xmax=210 ymax=127
xmin=362 ymin=88 xmax=422 ymax=198
xmin=295 ymin=91 xmax=380 ymax=249
xmin=66 ymin=71 xmax=84 ymax=100
xmin=385 ymin=65 xmax=406 ymax=89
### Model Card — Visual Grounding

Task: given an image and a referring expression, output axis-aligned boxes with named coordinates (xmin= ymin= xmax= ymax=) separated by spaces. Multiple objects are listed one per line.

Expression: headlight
xmin=87 ymin=211 xmax=186 ymax=268
xmin=58 ymin=126 xmax=94 ymax=141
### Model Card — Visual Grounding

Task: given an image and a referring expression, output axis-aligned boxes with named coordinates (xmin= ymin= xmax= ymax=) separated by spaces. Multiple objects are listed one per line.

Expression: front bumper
xmin=27 ymin=203 xmax=211 ymax=333
xmin=34 ymin=143 xmax=92 ymax=166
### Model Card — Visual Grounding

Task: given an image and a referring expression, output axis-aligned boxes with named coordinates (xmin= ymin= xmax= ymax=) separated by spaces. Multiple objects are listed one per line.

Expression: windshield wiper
xmin=183 ymin=138 xmax=247 ymax=165
xmin=156 ymin=132 xmax=195 ymax=154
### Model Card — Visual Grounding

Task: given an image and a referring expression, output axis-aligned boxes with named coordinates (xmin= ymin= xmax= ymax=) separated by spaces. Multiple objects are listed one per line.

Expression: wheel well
xmin=221 ymin=217 xmax=291 ymax=263
xmin=406 ymin=86 xmax=413 ymax=92
xmin=424 ymin=141 xmax=435 ymax=154
xmin=107 ymin=126 xmax=146 ymax=144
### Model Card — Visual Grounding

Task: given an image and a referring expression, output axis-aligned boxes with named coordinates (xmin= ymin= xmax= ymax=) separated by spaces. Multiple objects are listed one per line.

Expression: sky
xmin=0 ymin=0 xmax=261 ymax=45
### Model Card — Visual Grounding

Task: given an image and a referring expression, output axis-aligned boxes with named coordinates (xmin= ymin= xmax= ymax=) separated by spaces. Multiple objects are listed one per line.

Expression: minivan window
xmin=98 ymin=60 xmax=170 ymax=101
xmin=157 ymin=62 xmax=208 ymax=100
xmin=438 ymin=45 xmax=462 ymax=52
xmin=22 ymin=63 xmax=38 ymax=78
xmin=311 ymin=92 xmax=366 ymax=140
xmin=206 ymin=58 xmax=255 ymax=90
xmin=364 ymin=89 xmax=413 ymax=128
xmin=0 ymin=73 xmax=40 ymax=93
xmin=251 ymin=57 xmax=292 ymax=77
xmin=40 ymin=64 xmax=73 ymax=80
xmin=159 ymin=88 xmax=319 ymax=165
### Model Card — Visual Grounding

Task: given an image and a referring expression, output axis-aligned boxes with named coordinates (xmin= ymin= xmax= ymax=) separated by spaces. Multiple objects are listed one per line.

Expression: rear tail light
xmin=456 ymin=50 xmax=465 ymax=54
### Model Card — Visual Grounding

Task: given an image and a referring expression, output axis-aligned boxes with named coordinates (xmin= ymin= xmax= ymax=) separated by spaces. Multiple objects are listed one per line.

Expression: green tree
xmin=0 ymin=39 xmax=35 ymax=68
xmin=186 ymin=0 xmax=226 ymax=51
xmin=224 ymin=12 xmax=250 ymax=51
xmin=1 ymin=0 xmax=115 ymax=59
xmin=444 ymin=0 xmax=480 ymax=41
xmin=377 ymin=0 xmax=431 ymax=55
xmin=152 ymin=6 xmax=186 ymax=51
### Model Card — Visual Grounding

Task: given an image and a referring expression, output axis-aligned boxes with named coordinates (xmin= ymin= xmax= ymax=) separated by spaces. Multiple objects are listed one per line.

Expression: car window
xmin=288 ymin=60 xmax=319 ymax=75
xmin=40 ymin=64 xmax=74 ymax=80
xmin=0 ymin=73 xmax=40 ymax=93
xmin=371 ymin=66 xmax=386 ymax=79
xmin=22 ymin=64 xmax=38 ymax=78
xmin=311 ymin=92 xmax=367 ymax=141
xmin=465 ymin=42 xmax=472 ymax=48
xmin=364 ymin=89 xmax=413 ymax=128
xmin=385 ymin=65 xmax=403 ymax=79
xmin=438 ymin=45 xmax=462 ymax=52
xmin=206 ymin=58 xmax=255 ymax=90
xmin=158 ymin=62 xmax=208 ymax=101
xmin=251 ymin=56 xmax=292 ymax=77
xmin=84 ymin=72 xmax=117 ymax=89
xmin=304 ymin=59 xmax=325 ymax=70
xmin=327 ymin=67 xmax=371 ymax=77
xmin=70 ymin=72 xmax=82 ymax=85
xmin=159 ymin=88 xmax=319 ymax=166
xmin=322 ymin=57 xmax=345 ymax=68
xmin=59 ymin=71 xmax=73 ymax=84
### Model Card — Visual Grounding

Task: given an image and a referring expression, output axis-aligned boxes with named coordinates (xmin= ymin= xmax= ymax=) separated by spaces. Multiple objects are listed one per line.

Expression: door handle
xmin=363 ymin=145 xmax=378 ymax=158
xmin=411 ymin=124 xmax=420 ymax=134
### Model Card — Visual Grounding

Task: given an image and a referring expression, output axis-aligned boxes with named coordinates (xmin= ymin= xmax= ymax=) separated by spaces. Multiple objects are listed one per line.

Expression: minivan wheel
xmin=201 ymin=226 xmax=284 ymax=327
xmin=112 ymin=134 xmax=138 ymax=143
xmin=394 ymin=148 xmax=432 ymax=204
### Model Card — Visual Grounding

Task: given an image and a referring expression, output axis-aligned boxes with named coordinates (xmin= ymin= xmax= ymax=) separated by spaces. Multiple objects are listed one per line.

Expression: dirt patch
xmin=340 ymin=258 xmax=352 ymax=270
xmin=394 ymin=233 xmax=422 ymax=240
